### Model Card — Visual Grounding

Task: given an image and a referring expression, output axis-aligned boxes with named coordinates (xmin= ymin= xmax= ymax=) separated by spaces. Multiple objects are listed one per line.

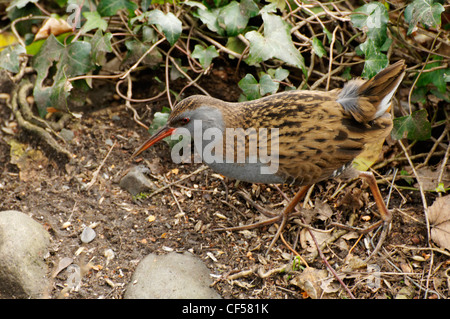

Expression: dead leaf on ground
xmin=300 ymin=228 xmax=332 ymax=254
xmin=7 ymin=138 xmax=48 ymax=182
xmin=428 ymin=195 xmax=450 ymax=250
xmin=414 ymin=167 xmax=450 ymax=191
xmin=314 ymin=199 xmax=333 ymax=221
xmin=290 ymin=267 xmax=334 ymax=299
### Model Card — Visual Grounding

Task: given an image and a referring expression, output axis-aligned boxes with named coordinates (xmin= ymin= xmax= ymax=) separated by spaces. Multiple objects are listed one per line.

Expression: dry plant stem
xmin=85 ymin=140 xmax=116 ymax=190
xmin=306 ymin=225 xmax=356 ymax=299
xmin=145 ymin=165 xmax=209 ymax=198
xmin=436 ymin=140 xmax=450 ymax=192
xmin=407 ymin=30 xmax=441 ymax=114
xmin=164 ymin=176 xmax=185 ymax=215
xmin=15 ymin=83 xmax=68 ymax=137
xmin=120 ymin=37 xmax=167 ymax=80
xmin=416 ymin=126 xmax=448 ymax=169
xmin=326 ymin=27 xmax=339 ymax=91
xmin=8 ymin=83 xmax=72 ymax=161
xmin=115 ymin=79 xmax=167 ymax=103
xmin=398 ymin=139 xmax=434 ymax=298
xmin=124 ymin=75 xmax=150 ymax=130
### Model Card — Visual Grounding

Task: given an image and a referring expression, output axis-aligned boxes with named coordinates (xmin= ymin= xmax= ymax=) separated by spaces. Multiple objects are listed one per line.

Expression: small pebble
xmin=80 ymin=226 xmax=96 ymax=243
xmin=60 ymin=128 xmax=74 ymax=142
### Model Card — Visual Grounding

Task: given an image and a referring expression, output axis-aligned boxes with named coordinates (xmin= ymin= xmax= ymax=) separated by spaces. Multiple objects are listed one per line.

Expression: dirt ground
xmin=0 ymin=69 xmax=448 ymax=299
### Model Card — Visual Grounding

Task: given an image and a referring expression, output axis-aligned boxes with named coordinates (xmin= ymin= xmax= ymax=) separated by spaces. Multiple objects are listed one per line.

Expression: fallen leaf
xmin=428 ymin=195 xmax=450 ymax=250
xmin=414 ymin=167 xmax=450 ymax=191
xmin=314 ymin=199 xmax=333 ymax=221
xmin=34 ymin=17 xmax=73 ymax=41
xmin=290 ymin=267 xmax=330 ymax=299
xmin=7 ymin=139 xmax=48 ymax=182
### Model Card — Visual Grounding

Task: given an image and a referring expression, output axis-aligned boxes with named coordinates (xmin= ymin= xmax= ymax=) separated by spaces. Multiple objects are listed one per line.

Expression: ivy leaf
xmin=392 ymin=109 xmax=431 ymax=141
xmin=311 ymin=37 xmax=326 ymax=58
xmin=217 ymin=1 xmax=249 ymax=36
xmin=217 ymin=0 xmax=258 ymax=36
xmin=132 ymin=9 xmax=182 ymax=46
xmin=238 ymin=74 xmax=261 ymax=100
xmin=238 ymin=72 xmax=282 ymax=100
xmin=191 ymin=44 xmax=219 ymax=69
xmin=6 ymin=0 xmax=38 ymax=11
xmin=357 ymin=39 xmax=389 ymax=78
xmin=32 ymin=35 xmax=93 ymax=116
xmin=97 ymin=0 xmax=138 ymax=17
xmin=351 ymin=2 xmax=389 ymax=47
xmin=124 ymin=39 xmax=162 ymax=67
xmin=259 ymin=74 xmax=279 ymax=96
xmin=90 ymin=29 xmax=112 ymax=66
xmin=82 ymin=11 xmax=108 ymax=33
xmin=193 ymin=7 xmax=225 ymax=36
xmin=0 ymin=45 xmax=26 ymax=73
xmin=404 ymin=0 xmax=445 ymax=35
xmin=244 ymin=11 xmax=306 ymax=75
xmin=415 ymin=56 xmax=449 ymax=93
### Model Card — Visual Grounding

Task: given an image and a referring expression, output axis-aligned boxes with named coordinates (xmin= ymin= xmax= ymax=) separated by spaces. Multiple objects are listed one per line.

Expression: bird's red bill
xmin=131 ymin=126 xmax=175 ymax=158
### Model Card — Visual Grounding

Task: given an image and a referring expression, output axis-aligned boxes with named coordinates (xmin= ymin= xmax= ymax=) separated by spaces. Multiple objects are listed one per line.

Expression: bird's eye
xmin=181 ymin=117 xmax=190 ymax=125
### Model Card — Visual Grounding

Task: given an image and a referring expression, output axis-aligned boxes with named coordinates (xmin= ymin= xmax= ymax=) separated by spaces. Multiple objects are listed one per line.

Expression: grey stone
xmin=119 ymin=165 xmax=157 ymax=196
xmin=59 ymin=128 xmax=74 ymax=142
xmin=0 ymin=210 xmax=50 ymax=298
xmin=124 ymin=252 xmax=221 ymax=299
xmin=80 ymin=226 xmax=96 ymax=243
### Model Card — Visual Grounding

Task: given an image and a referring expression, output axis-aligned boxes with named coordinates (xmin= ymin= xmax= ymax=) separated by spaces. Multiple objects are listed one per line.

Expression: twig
xmin=146 ymin=165 xmax=209 ymax=198
xmin=164 ymin=176 xmax=185 ymax=215
xmin=119 ymin=37 xmax=166 ymax=80
xmin=307 ymin=226 xmax=356 ymax=299
xmin=85 ymin=140 xmax=117 ymax=190
xmin=326 ymin=27 xmax=339 ymax=91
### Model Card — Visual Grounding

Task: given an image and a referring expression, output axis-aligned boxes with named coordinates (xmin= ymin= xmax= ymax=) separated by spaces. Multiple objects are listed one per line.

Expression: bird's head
xmin=131 ymin=95 xmax=226 ymax=158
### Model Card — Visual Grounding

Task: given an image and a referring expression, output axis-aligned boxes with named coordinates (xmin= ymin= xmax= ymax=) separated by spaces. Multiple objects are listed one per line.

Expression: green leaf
xmin=259 ymin=74 xmax=279 ymax=96
xmin=217 ymin=1 xmax=250 ymax=36
xmin=238 ymin=72 xmax=283 ymax=100
xmin=226 ymin=37 xmax=246 ymax=57
xmin=90 ymin=29 xmax=113 ymax=66
xmin=132 ymin=9 xmax=182 ymax=46
xmin=311 ymin=37 xmax=326 ymax=58
xmin=32 ymin=35 xmax=93 ymax=116
xmin=351 ymin=2 xmax=389 ymax=47
xmin=124 ymin=39 xmax=163 ymax=67
xmin=82 ymin=11 xmax=108 ymax=33
xmin=238 ymin=74 xmax=261 ymax=100
xmin=272 ymin=67 xmax=289 ymax=81
xmin=6 ymin=0 xmax=38 ymax=11
xmin=357 ymin=38 xmax=389 ymax=78
xmin=97 ymin=0 xmax=138 ymax=17
xmin=0 ymin=45 xmax=26 ymax=73
xmin=392 ymin=109 xmax=432 ymax=141
xmin=415 ymin=56 xmax=449 ymax=93
xmin=191 ymin=44 xmax=219 ymax=69
xmin=404 ymin=0 xmax=445 ymax=35
xmin=193 ymin=7 xmax=225 ymax=36
xmin=244 ymin=11 xmax=306 ymax=75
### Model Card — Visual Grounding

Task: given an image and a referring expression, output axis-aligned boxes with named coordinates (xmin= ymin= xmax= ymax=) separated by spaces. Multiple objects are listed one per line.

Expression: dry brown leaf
xmin=7 ymin=139 xmax=48 ymax=182
xmin=35 ymin=17 xmax=73 ymax=41
xmin=414 ymin=167 xmax=450 ymax=191
xmin=314 ymin=199 xmax=333 ymax=221
xmin=428 ymin=195 xmax=450 ymax=250
xmin=289 ymin=267 xmax=329 ymax=299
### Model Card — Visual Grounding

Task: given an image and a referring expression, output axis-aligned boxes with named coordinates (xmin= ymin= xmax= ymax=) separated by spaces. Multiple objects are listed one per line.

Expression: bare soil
xmin=0 ymin=70 xmax=447 ymax=299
